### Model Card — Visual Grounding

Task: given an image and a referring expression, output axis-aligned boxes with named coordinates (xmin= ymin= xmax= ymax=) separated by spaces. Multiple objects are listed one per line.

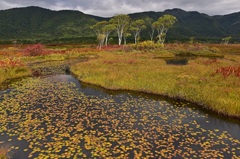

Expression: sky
xmin=0 ymin=0 xmax=239 ymax=17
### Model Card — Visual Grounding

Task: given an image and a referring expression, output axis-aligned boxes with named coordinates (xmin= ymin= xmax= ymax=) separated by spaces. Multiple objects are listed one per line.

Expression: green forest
xmin=0 ymin=6 xmax=240 ymax=44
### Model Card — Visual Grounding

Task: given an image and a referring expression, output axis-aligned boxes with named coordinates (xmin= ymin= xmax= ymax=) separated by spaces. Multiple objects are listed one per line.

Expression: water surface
xmin=0 ymin=74 xmax=239 ymax=158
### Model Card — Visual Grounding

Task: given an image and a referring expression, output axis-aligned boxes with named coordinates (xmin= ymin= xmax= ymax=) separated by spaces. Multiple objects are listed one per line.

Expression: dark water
xmin=165 ymin=58 xmax=189 ymax=65
xmin=0 ymin=75 xmax=239 ymax=158
xmin=163 ymin=57 xmax=198 ymax=65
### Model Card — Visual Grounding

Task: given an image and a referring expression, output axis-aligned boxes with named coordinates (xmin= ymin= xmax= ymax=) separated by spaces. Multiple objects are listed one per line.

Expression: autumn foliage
xmin=24 ymin=44 xmax=46 ymax=56
xmin=213 ymin=66 xmax=240 ymax=78
xmin=0 ymin=58 xmax=24 ymax=68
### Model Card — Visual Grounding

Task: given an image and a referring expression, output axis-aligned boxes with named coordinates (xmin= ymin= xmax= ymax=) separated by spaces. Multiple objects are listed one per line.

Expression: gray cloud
xmin=0 ymin=0 xmax=239 ymax=17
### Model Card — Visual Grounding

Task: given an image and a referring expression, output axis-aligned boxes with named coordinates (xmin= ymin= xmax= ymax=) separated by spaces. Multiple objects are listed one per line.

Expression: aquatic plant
xmin=0 ymin=77 xmax=240 ymax=158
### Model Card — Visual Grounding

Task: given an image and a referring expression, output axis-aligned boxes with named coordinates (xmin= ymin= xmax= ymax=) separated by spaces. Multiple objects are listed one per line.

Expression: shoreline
xmin=69 ymin=51 xmax=240 ymax=119
xmin=0 ymin=52 xmax=239 ymax=120
xmin=70 ymin=71 xmax=240 ymax=120
xmin=0 ymin=64 xmax=239 ymax=121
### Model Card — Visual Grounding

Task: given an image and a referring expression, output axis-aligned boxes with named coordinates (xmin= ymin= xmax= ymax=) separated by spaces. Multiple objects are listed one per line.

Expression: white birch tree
xmin=91 ymin=21 xmax=107 ymax=49
xmin=153 ymin=14 xmax=177 ymax=44
xmin=130 ymin=19 xmax=146 ymax=44
xmin=103 ymin=24 xmax=115 ymax=46
xmin=110 ymin=14 xmax=131 ymax=45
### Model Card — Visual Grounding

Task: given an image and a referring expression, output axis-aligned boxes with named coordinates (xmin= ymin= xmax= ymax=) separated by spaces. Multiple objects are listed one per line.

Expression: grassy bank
xmin=0 ymin=45 xmax=98 ymax=87
xmin=0 ymin=67 xmax=32 ymax=86
xmin=71 ymin=51 xmax=240 ymax=118
xmin=1 ymin=43 xmax=240 ymax=117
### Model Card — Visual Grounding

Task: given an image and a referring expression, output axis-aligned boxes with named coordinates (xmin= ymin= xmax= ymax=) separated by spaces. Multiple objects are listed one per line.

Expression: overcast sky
xmin=0 ymin=0 xmax=239 ymax=17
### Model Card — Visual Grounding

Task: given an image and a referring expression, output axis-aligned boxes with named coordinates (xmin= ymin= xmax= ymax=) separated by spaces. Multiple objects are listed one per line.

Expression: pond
xmin=0 ymin=74 xmax=240 ymax=158
xmin=153 ymin=57 xmax=194 ymax=65
xmin=165 ymin=57 xmax=189 ymax=65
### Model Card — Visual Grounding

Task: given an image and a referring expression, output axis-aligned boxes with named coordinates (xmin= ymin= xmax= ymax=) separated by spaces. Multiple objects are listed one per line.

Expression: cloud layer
xmin=0 ymin=0 xmax=239 ymax=17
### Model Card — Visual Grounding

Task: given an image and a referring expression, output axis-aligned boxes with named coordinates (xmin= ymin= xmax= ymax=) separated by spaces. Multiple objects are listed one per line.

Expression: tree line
xmin=91 ymin=14 xmax=177 ymax=49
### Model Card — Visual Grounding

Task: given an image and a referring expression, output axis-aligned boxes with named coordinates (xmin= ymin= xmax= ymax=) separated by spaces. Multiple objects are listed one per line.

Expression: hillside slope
xmin=0 ymin=6 xmax=239 ymax=42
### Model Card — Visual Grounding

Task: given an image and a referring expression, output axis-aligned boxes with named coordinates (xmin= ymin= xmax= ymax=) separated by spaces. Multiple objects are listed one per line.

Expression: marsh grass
xmin=0 ymin=44 xmax=240 ymax=117
xmin=169 ymin=44 xmax=223 ymax=57
xmin=0 ymin=67 xmax=31 ymax=86
xmin=0 ymin=144 xmax=11 ymax=159
xmin=0 ymin=58 xmax=31 ymax=85
xmin=71 ymin=51 xmax=240 ymax=117
xmin=0 ymin=45 xmax=98 ymax=86
xmin=210 ymin=44 xmax=240 ymax=55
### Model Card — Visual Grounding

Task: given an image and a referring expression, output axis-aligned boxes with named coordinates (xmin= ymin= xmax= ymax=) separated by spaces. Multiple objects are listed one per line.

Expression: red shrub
xmin=24 ymin=44 xmax=46 ymax=56
xmin=203 ymin=59 xmax=219 ymax=65
xmin=0 ymin=58 xmax=24 ymax=68
xmin=213 ymin=66 xmax=240 ymax=78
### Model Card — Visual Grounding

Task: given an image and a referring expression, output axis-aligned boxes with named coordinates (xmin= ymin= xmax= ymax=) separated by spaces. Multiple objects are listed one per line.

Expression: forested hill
xmin=0 ymin=6 xmax=105 ymax=40
xmin=0 ymin=6 xmax=240 ymax=42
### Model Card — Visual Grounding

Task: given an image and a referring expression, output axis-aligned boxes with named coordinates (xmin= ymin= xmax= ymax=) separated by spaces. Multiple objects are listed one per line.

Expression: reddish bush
xmin=0 ymin=58 xmax=24 ymax=68
xmin=213 ymin=66 xmax=240 ymax=78
xmin=101 ymin=45 xmax=121 ymax=50
xmin=203 ymin=59 xmax=219 ymax=65
xmin=24 ymin=44 xmax=45 ymax=56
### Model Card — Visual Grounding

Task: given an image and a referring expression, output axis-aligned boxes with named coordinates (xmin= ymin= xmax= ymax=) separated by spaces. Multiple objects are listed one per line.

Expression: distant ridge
xmin=0 ymin=6 xmax=239 ymax=42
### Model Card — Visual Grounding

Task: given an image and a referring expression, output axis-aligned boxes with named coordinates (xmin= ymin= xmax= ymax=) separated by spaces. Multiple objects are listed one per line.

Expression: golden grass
xmin=0 ymin=47 xmax=98 ymax=86
xmin=0 ymin=44 xmax=240 ymax=117
xmin=0 ymin=67 xmax=32 ymax=86
xmin=71 ymin=51 xmax=240 ymax=118
xmin=0 ymin=144 xmax=10 ymax=159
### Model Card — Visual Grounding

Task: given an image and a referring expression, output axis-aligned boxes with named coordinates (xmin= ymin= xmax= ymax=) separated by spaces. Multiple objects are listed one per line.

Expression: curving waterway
xmin=0 ymin=74 xmax=240 ymax=158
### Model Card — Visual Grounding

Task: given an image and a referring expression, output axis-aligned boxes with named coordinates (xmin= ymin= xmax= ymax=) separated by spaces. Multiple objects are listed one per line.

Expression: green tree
xmin=222 ymin=36 xmax=231 ymax=45
xmin=189 ymin=37 xmax=195 ymax=44
xmin=103 ymin=24 xmax=115 ymax=46
xmin=91 ymin=21 xmax=107 ymax=49
xmin=122 ymin=24 xmax=131 ymax=45
xmin=123 ymin=32 xmax=131 ymax=45
xmin=97 ymin=34 xmax=106 ymax=49
xmin=144 ymin=17 xmax=155 ymax=41
xmin=130 ymin=19 xmax=146 ymax=44
xmin=153 ymin=14 xmax=177 ymax=44
xmin=110 ymin=14 xmax=131 ymax=45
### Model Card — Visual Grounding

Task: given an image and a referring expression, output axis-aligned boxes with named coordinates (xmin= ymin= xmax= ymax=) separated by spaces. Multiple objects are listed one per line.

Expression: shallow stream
xmin=0 ymin=74 xmax=239 ymax=158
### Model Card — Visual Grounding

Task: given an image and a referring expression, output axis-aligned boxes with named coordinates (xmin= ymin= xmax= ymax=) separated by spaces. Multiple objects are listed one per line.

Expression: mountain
xmin=0 ymin=6 xmax=239 ymax=43
xmin=0 ymin=6 xmax=105 ymax=40
xmin=129 ymin=9 xmax=228 ymax=40
xmin=214 ymin=12 xmax=240 ymax=38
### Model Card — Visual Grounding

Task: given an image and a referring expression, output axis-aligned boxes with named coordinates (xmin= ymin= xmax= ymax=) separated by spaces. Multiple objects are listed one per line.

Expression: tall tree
xmin=110 ymin=14 xmax=131 ymax=45
xmin=103 ymin=24 xmax=115 ymax=46
xmin=222 ymin=36 xmax=231 ymax=45
xmin=123 ymin=31 xmax=131 ymax=45
xmin=97 ymin=34 xmax=106 ymax=49
xmin=130 ymin=19 xmax=146 ymax=44
xmin=153 ymin=14 xmax=177 ymax=44
xmin=144 ymin=17 xmax=155 ymax=41
xmin=91 ymin=21 xmax=107 ymax=49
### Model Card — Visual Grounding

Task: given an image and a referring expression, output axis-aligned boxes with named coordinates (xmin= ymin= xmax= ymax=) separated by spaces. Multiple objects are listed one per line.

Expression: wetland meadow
xmin=0 ymin=43 xmax=240 ymax=158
